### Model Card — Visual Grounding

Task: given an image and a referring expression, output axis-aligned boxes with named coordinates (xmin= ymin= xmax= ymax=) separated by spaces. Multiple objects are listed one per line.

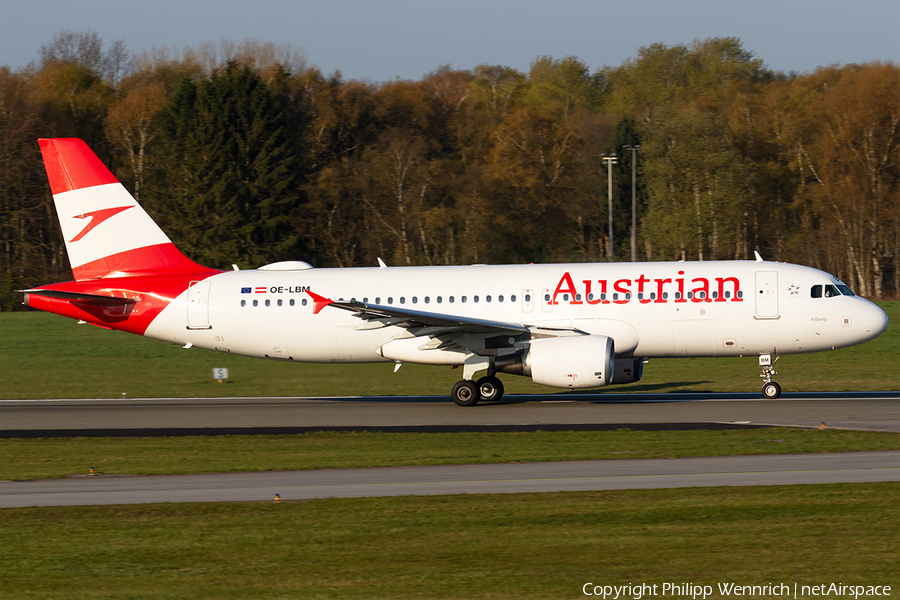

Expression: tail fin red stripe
xmin=72 ymin=244 xmax=216 ymax=280
xmin=39 ymin=139 xmax=118 ymax=194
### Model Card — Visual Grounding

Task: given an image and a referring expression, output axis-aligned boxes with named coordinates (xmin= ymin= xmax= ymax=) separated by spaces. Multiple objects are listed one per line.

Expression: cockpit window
xmin=824 ymin=284 xmax=840 ymax=298
xmin=836 ymin=284 xmax=855 ymax=296
xmin=811 ymin=285 xmax=822 ymax=298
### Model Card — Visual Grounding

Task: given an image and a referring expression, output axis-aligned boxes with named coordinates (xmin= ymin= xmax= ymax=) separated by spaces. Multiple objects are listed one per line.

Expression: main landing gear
xmin=759 ymin=353 xmax=781 ymax=399
xmin=451 ymin=375 xmax=505 ymax=407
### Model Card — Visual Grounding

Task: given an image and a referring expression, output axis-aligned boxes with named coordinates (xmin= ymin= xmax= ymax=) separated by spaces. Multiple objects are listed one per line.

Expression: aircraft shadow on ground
xmin=308 ymin=381 xmax=717 ymax=405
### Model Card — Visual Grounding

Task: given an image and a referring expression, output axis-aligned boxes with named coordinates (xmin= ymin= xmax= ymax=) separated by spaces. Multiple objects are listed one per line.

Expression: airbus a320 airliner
xmin=22 ymin=139 xmax=888 ymax=405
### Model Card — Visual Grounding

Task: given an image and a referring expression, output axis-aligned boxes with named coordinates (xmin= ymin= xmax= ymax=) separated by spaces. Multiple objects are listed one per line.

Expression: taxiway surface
xmin=3 ymin=451 xmax=899 ymax=508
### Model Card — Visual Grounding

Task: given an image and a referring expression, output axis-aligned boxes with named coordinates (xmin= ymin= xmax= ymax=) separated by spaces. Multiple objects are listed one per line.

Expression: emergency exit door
xmin=187 ymin=280 xmax=212 ymax=329
xmin=755 ymin=271 xmax=779 ymax=318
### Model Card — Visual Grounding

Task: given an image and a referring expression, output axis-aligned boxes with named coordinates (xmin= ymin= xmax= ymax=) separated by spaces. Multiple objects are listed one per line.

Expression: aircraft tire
xmin=476 ymin=376 xmax=504 ymax=402
xmin=762 ymin=381 xmax=782 ymax=399
xmin=451 ymin=380 xmax=480 ymax=407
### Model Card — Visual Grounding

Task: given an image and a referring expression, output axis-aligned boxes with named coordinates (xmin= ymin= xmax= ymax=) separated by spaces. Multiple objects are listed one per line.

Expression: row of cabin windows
xmin=241 ymin=295 xmax=520 ymax=307
xmin=240 ymin=288 xmax=744 ymax=307
xmin=811 ymin=284 xmax=855 ymax=298
xmin=242 ymin=298 xmax=306 ymax=307
xmin=556 ymin=290 xmax=742 ymax=302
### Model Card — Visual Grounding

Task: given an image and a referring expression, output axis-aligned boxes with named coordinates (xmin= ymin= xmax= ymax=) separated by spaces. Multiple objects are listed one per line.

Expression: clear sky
xmin=1 ymin=0 xmax=897 ymax=81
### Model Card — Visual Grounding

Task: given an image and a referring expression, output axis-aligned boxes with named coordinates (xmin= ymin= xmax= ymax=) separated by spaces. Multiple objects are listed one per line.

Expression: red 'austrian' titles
xmin=552 ymin=271 xmax=743 ymax=305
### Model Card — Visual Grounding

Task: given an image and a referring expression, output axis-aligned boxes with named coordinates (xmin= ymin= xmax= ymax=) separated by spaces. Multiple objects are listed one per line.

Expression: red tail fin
xmin=39 ymin=139 xmax=213 ymax=280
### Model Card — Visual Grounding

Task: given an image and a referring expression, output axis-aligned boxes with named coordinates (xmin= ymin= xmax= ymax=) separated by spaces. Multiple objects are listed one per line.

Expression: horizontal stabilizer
xmin=20 ymin=289 xmax=138 ymax=306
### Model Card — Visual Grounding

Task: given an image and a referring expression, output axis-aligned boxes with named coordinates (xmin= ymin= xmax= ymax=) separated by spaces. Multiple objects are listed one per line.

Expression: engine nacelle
xmin=524 ymin=335 xmax=614 ymax=389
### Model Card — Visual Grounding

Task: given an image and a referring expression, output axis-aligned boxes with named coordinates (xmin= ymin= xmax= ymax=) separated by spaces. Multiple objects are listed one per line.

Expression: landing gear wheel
xmin=476 ymin=376 xmax=504 ymax=403
xmin=451 ymin=380 xmax=480 ymax=407
xmin=762 ymin=381 xmax=782 ymax=399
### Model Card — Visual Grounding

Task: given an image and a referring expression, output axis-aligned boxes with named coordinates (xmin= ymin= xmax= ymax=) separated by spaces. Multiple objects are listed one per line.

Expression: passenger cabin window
xmin=511 ymin=295 xmax=516 ymax=302
xmin=290 ymin=299 xmax=295 ymax=306
xmin=302 ymin=299 xmax=308 ymax=306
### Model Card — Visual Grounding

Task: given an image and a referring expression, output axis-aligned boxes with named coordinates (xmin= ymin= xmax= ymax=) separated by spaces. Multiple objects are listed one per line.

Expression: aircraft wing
xmin=307 ymin=290 xmax=579 ymax=339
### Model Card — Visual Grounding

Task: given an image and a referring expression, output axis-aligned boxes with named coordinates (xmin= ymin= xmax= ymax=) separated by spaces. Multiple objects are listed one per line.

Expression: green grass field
xmin=3 ymin=428 xmax=899 ymax=481
xmin=2 ymin=484 xmax=898 ymax=599
xmin=1 ymin=301 xmax=897 ymax=399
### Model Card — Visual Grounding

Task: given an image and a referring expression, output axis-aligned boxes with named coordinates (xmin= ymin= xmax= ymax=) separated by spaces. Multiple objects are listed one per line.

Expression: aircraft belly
xmin=671 ymin=319 xmax=718 ymax=356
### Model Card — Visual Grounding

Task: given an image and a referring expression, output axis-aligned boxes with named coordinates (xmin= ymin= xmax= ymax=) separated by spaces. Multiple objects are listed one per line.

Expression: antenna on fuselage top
xmin=377 ymin=257 xmax=387 ymax=268
xmin=754 ymin=251 xmax=764 ymax=262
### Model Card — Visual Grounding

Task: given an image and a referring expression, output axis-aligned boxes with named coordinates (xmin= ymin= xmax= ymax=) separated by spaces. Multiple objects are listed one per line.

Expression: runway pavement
xmin=2 ymin=392 xmax=898 ymax=435
xmin=3 ymin=451 xmax=898 ymax=508
xmin=3 ymin=393 xmax=897 ymax=507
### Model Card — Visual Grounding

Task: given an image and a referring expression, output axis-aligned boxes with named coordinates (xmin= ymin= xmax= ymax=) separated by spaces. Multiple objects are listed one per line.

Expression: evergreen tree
xmin=146 ymin=63 xmax=302 ymax=268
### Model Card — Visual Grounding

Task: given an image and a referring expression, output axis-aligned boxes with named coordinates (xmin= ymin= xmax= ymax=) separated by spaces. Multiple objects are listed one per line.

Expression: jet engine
xmin=497 ymin=335 xmax=614 ymax=389
xmin=611 ymin=357 xmax=644 ymax=384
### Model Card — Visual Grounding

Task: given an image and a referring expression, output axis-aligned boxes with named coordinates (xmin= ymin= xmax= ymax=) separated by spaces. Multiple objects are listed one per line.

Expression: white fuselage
xmin=144 ymin=260 xmax=887 ymax=364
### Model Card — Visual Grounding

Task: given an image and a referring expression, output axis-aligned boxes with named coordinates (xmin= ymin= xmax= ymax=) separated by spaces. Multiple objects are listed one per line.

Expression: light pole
xmin=623 ymin=144 xmax=640 ymax=262
xmin=600 ymin=153 xmax=617 ymax=261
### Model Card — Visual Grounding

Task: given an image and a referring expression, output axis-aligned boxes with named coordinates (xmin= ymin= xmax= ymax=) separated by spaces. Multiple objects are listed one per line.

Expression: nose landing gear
xmin=759 ymin=353 xmax=781 ymax=399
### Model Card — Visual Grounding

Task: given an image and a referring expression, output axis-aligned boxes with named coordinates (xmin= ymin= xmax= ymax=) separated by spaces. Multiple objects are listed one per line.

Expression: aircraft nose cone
xmin=861 ymin=301 xmax=889 ymax=341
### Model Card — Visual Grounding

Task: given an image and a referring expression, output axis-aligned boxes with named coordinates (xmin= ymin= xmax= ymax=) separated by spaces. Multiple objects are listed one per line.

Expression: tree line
xmin=1 ymin=32 xmax=897 ymax=310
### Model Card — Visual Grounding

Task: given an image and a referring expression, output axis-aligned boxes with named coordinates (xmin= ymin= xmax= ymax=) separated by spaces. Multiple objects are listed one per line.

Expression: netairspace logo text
xmin=582 ymin=583 xmax=893 ymax=599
